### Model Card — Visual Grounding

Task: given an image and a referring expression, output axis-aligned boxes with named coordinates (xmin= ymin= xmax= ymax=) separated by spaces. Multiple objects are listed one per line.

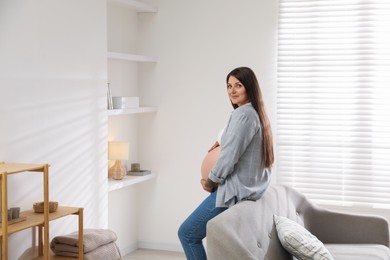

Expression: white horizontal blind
xmin=277 ymin=0 xmax=390 ymax=209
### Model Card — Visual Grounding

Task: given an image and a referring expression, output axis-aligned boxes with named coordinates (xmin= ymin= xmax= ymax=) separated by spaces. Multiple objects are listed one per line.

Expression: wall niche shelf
xmin=107 ymin=0 xmax=157 ymax=13
xmin=108 ymin=172 xmax=157 ymax=192
xmin=108 ymin=52 xmax=157 ymax=63
xmin=106 ymin=0 xmax=158 ymax=254
xmin=107 ymin=106 xmax=157 ymax=116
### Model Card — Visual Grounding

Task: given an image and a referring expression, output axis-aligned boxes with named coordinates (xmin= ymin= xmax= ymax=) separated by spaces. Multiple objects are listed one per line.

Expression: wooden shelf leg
xmin=43 ymin=164 xmax=49 ymax=260
xmin=78 ymin=208 xmax=84 ymax=260
xmin=38 ymin=225 xmax=43 ymax=256
xmin=1 ymin=173 xmax=8 ymax=260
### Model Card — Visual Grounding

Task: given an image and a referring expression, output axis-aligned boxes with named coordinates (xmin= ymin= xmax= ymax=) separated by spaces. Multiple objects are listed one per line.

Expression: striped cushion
xmin=274 ymin=215 xmax=333 ymax=260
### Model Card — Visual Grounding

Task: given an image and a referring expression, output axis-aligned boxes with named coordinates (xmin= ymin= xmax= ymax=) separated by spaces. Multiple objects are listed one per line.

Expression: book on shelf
xmin=127 ymin=170 xmax=151 ymax=176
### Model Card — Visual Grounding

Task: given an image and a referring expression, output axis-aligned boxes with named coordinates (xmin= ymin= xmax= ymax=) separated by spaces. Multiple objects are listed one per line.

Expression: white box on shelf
xmin=112 ymin=96 xmax=139 ymax=109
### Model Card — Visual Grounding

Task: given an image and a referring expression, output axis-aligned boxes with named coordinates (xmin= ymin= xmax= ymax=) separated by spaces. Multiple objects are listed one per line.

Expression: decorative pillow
xmin=274 ymin=215 xmax=334 ymax=260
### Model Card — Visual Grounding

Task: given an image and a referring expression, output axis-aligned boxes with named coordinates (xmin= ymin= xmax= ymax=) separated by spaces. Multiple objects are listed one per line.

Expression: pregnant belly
xmin=201 ymin=146 xmax=221 ymax=180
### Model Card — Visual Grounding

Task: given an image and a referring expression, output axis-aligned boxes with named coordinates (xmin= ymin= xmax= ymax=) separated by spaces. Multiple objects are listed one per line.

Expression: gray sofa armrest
xmin=306 ymin=207 xmax=390 ymax=246
xmin=206 ymin=200 xmax=291 ymax=260
xmin=207 ymin=215 xmax=257 ymax=260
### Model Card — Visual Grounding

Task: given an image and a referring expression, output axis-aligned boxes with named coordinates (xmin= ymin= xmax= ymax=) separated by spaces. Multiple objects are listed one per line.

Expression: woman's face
xmin=227 ymin=76 xmax=250 ymax=107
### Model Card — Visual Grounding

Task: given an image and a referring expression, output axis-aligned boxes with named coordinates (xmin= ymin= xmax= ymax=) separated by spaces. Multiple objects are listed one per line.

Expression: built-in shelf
xmin=106 ymin=0 xmax=158 ymax=195
xmin=108 ymin=52 xmax=157 ymax=62
xmin=108 ymin=172 xmax=157 ymax=192
xmin=107 ymin=106 xmax=157 ymax=116
xmin=107 ymin=0 xmax=157 ymax=13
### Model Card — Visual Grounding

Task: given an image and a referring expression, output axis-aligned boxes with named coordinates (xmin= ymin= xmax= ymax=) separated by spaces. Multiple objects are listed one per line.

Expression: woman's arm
xmin=209 ymin=107 xmax=259 ymax=184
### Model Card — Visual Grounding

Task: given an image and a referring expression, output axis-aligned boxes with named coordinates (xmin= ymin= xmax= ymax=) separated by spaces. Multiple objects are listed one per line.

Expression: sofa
xmin=207 ymin=184 xmax=390 ymax=259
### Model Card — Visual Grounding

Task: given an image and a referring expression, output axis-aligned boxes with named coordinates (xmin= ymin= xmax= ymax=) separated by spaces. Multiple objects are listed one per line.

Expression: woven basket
xmin=33 ymin=201 xmax=58 ymax=213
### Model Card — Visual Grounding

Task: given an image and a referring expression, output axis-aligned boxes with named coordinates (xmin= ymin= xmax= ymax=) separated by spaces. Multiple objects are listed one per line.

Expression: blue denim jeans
xmin=178 ymin=190 xmax=227 ymax=260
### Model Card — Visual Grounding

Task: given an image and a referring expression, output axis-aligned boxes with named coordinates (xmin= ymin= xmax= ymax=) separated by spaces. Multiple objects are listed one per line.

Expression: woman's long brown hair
xmin=226 ymin=67 xmax=274 ymax=168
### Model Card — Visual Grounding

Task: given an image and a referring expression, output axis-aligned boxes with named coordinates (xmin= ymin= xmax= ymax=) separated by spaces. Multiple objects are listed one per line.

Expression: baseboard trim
xmin=119 ymin=241 xmax=138 ymax=256
xmin=137 ymin=241 xmax=184 ymax=253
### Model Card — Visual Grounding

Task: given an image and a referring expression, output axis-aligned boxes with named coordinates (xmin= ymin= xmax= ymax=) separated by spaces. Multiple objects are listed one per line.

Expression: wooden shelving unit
xmin=0 ymin=162 xmax=83 ymax=260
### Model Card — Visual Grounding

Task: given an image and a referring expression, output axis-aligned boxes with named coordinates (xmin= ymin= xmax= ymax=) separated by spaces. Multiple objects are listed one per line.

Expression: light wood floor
xmin=123 ymin=249 xmax=186 ymax=260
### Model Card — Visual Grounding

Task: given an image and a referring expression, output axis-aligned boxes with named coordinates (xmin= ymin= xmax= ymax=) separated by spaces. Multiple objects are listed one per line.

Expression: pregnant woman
xmin=178 ymin=67 xmax=274 ymax=260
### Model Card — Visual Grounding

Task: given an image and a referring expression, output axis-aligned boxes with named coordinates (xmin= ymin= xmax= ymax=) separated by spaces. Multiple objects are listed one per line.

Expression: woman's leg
xmin=178 ymin=191 xmax=226 ymax=260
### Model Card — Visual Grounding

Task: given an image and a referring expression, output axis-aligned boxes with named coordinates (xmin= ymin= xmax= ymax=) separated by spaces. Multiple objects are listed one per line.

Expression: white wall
xmin=0 ymin=1 xmax=108 ymax=258
xmin=136 ymin=0 xmax=279 ymax=251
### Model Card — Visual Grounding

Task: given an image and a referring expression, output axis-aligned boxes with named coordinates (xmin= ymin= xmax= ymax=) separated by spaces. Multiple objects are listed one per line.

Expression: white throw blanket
xmin=50 ymin=229 xmax=122 ymax=260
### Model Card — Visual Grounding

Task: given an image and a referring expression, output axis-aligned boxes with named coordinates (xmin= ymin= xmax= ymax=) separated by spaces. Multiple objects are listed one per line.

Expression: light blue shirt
xmin=209 ymin=103 xmax=271 ymax=208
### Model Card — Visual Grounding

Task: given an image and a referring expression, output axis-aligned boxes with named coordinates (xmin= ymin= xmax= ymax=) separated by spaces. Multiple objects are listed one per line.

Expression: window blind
xmin=277 ymin=0 xmax=390 ymax=209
